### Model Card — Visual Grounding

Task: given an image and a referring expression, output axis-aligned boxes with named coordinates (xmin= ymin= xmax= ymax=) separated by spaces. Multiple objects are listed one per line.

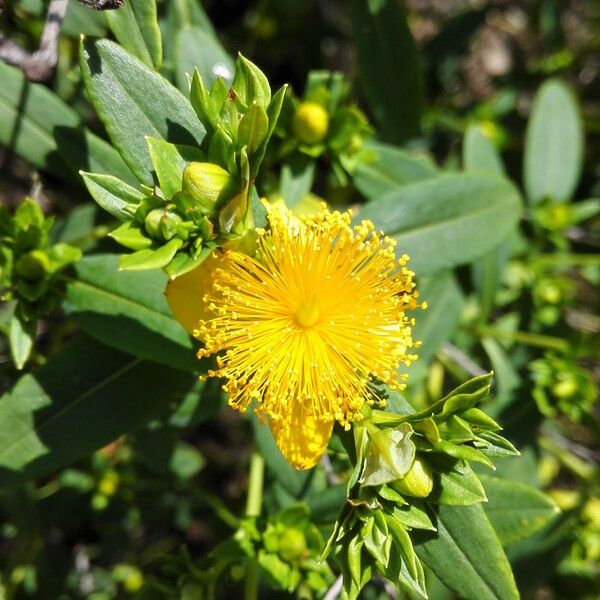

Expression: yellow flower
xmin=190 ymin=202 xmax=422 ymax=470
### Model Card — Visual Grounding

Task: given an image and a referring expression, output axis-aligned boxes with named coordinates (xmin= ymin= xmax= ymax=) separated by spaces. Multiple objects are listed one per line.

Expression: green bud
xmin=144 ymin=208 xmax=183 ymax=242
xmin=15 ymin=250 xmax=50 ymax=281
xmin=552 ymin=377 xmax=577 ymax=399
xmin=182 ymin=162 xmax=239 ymax=213
xmin=390 ymin=456 xmax=434 ymax=498
xmin=278 ymin=527 xmax=307 ymax=562
xmin=293 ymin=102 xmax=329 ymax=145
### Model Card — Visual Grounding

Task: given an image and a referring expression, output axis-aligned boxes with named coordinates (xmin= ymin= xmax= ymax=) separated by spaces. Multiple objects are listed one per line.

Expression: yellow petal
xmin=164 ymin=253 xmax=224 ymax=336
xmin=269 ymin=401 xmax=334 ymax=470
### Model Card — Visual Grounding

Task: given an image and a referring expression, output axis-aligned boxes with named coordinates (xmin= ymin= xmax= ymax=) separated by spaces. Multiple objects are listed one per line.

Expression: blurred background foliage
xmin=0 ymin=0 xmax=599 ymax=598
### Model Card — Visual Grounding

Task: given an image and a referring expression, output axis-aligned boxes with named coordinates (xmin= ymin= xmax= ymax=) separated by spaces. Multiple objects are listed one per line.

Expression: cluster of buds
xmin=531 ymin=353 xmax=597 ymax=422
xmin=83 ymin=55 xmax=287 ymax=278
xmin=0 ymin=199 xmax=82 ymax=368
xmin=324 ymin=373 xmax=519 ymax=599
xmin=274 ymin=71 xmax=373 ymax=185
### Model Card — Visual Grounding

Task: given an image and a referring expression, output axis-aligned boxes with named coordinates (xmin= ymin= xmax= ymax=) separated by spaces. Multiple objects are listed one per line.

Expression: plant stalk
xmin=244 ymin=450 xmax=264 ymax=600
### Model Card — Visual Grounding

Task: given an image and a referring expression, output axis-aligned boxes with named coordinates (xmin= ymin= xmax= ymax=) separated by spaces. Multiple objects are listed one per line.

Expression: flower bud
xmin=278 ymin=527 xmax=307 ymax=561
xmin=182 ymin=162 xmax=238 ymax=213
xmin=15 ymin=250 xmax=50 ymax=281
xmin=144 ymin=208 xmax=183 ymax=242
xmin=552 ymin=376 xmax=577 ymax=399
xmin=390 ymin=456 xmax=434 ymax=498
xmin=293 ymin=102 xmax=329 ymax=145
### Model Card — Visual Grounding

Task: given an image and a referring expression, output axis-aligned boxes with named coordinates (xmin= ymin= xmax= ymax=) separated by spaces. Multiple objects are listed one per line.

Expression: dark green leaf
xmin=105 ymin=0 xmax=163 ymax=69
xmin=351 ymin=0 xmax=424 ymax=142
xmin=430 ymin=459 xmax=487 ymax=506
xmin=80 ymin=38 xmax=206 ymax=186
xmin=358 ymin=174 xmax=522 ymax=276
xmin=0 ymin=336 xmax=194 ymax=488
xmin=175 ymin=26 xmax=234 ymax=92
xmin=415 ymin=503 xmax=519 ymax=600
xmin=63 ymin=254 xmax=196 ymax=370
xmin=480 ymin=475 xmax=559 ymax=547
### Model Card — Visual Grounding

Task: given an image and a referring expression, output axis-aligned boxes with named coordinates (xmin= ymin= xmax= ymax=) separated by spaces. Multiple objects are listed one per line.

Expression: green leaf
xmin=524 ymin=79 xmax=583 ymax=204
xmin=480 ymin=475 xmax=559 ymax=547
xmin=354 ymin=142 xmax=437 ymax=199
xmin=146 ymin=138 xmax=203 ymax=199
xmin=175 ymin=26 xmax=234 ymax=92
xmin=351 ymin=0 xmax=424 ymax=142
xmin=119 ymin=238 xmax=183 ymax=271
xmin=430 ymin=459 xmax=487 ymax=506
xmin=109 ymin=221 xmax=152 ymax=251
xmin=410 ymin=271 xmax=463 ymax=383
xmin=415 ymin=503 xmax=519 ymax=600
xmin=358 ymin=173 xmax=522 ymax=276
xmin=9 ymin=315 xmax=36 ymax=370
xmin=238 ymin=103 xmax=269 ymax=155
xmin=463 ymin=124 xmax=505 ymax=175
xmin=105 ymin=0 xmax=163 ymax=69
xmin=80 ymin=38 xmax=206 ymax=186
xmin=81 ymin=172 xmax=145 ymax=221
xmin=0 ymin=336 xmax=193 ymax=488
xmin=62 ymin=254 xmax=196 ymax=370
xmin=231 ymin=54 xmax=271 ymax=111
xmin=0 ymin=61 xmax=134 ymax=184
xmin=279 ymin=155 xmax=316 ymax=208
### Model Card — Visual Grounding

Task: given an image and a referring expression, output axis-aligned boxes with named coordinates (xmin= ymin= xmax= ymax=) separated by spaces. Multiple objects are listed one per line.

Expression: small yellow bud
xmin=15 ymin=249 xmax=50 ymax=281
xmin=293 ymin=102 xmax=329 ymax=145
xmin=182 ymin=162 xmax=238 ymax=213
xmin=98 ymin=470 xmax=120 ymax=497
xmin=391 ymin=456 xmax=434 ymax=498
xmin=552 ymin=377 xmax=577 ymax=399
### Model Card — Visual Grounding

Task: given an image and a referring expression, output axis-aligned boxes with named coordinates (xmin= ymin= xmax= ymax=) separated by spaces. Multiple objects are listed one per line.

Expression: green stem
xmin=244 ymin=451 xmax=264 ymax=600
xmin=475 ymin=326 xmax=569 ymax=352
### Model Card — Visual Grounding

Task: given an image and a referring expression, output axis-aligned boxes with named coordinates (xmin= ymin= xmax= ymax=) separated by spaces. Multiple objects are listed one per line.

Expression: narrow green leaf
xmin=9 ymin=315 xmax=36 ymax=370
xmin=463 ymin=124 xmax=505 ymax=175
xmin=146 ymin=138 xmax=203 ymax=199
xmin=358 ymin=173 xmax=522 ymax=276
xmin=175 ymin=26 xmax=234 ymax=92
xmin=62 ymin=254 xmax=196 ymax=370
xmin=81 ymin=172 xmax=145 ymax=221
xmin=524 ymin=79 xmax=583 ymax=204
xmin=0 ymin=336 xmax=194 ymax=488
xmin=105 ymin=0 xmax=163 ymax=69
xmin=279 ymin=155 xmax=316 ymax=208
xmin=354 ymin=142 xmax=437 ymax=198
xmin=351 ymin=0 xmax=424 ymax=142
xmin=415 ymin=504 xmax=519 ymax=600
xmin=238 ymin=103 xmax=269 ymax=155
xmin=119 ymin=238 xmax=183 ymax=271
xmin=80 ymin=38 xmax=206 ymax=186
xmin=480 ymin=475 xmax=559 ymax=547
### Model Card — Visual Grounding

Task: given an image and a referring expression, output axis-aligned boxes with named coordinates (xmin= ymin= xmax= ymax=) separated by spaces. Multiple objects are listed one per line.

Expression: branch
xmin=322 ymin=575 xmax=343 ymax=600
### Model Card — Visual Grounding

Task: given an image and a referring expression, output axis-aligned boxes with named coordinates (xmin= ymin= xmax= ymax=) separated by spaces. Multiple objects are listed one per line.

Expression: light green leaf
xmin=351 ymin=0 xmax=424 ymax=142
xmin=146 ymin=138 xmax=203 ymax=199
xmin=358 ymin=173 xmax=522 ymax=276
xmin=81 ymin=172 xmax=145 ymax=221
xmin=119 ymin=238 xmax=183 ymax=271
xmin=279 ymin=155 xmax=316 ymax=208
xmin=463 ymin=124 xmax=505 ymax=175
xmin=524 ymin=79 xmax=583 ymax=204
xmin=63 ymin=254 xmax=196 ymax=370
xmin=354 ymin=142 xmax=437 ymax=198
xmin=480 ymin=475 xmax=559 ymax=547
xmin=175 ymin=26 xmax=234 ymax=92
xmin=415 ymin=503 xmax=519 ymax=600
xmin=0 ymin=336 xmax=194 ymax=488
xmin=105 ymin=0 xmax=163 ymax=69
xmin=9 ymin=315 xmax=36 ymax=371
xmin=109 ymin=221 xmax=153 ymax=251
xmin=238 ymin=103 xmax=269 ymax=155
xmin=80 ymin=38 xmax=206 ymax=186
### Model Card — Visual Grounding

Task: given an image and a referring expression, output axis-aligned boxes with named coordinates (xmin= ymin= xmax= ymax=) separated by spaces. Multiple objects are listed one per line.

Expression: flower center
xmin=295 ymin=293 xmax=320 ymax=328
